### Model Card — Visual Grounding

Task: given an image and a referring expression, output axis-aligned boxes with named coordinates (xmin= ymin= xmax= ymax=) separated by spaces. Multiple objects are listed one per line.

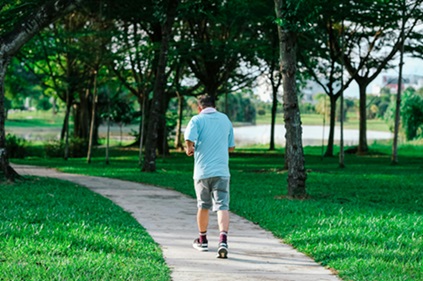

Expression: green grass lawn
xmin=0 ymin=177 xmax=170 ymax=281
xmin=4 ymin=109 xmax=419 ymax=280
xmin=6 ymin=110 xmax=64 ymax=128
xmin=10 ymin=142 xmax=423 ymax=281
xmin=255 ymin=112 xmax=390 ymax=132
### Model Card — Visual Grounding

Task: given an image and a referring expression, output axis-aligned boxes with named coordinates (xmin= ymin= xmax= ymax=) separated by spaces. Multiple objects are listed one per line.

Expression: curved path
xmin=13 ymin=164 xmax=341 ymax=281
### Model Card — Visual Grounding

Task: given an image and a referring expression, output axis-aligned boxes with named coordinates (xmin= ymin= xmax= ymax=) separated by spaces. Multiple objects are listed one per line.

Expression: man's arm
xmin=185 ymin=140 xmax=195 ymax=156
xmin=228 ymin=146 xmax=235 ymax=152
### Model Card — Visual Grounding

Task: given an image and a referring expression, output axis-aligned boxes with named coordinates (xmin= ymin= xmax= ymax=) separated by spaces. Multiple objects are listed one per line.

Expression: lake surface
xmin=234 ymin=125 xmax=392 ymax=147
xmin=8 ymin=124 xmax=393 ymax=147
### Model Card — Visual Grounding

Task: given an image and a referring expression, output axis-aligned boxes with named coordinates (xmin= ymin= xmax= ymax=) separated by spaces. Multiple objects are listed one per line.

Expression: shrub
xmin=384 ymin=89 xmax=423 ymax=140
xmin=44 ymin=139 xmax=64 ymax=158
xmin=257 ymin=108 xmax=266 ymax=116
xmin=401 ymin=91 xmax=423 ymax=140
xmin=44 ymin=137 xmax=88 ymax=158
xmin=6 ymin=134 xmax=27 ymax=158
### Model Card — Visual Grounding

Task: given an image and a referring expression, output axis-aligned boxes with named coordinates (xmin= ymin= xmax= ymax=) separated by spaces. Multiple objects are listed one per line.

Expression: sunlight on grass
xmin=11 ymin=142 xmax=423 ymax=281
xmin=0 ymin=178 xmax=170 ymax=281
xmin=7 ymin=110 xmax=421 ymax=281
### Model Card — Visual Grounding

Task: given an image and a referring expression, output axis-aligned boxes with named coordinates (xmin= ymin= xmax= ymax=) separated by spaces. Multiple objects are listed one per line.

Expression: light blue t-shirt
xmin=184 ymin=109 xmax=235 ymax=180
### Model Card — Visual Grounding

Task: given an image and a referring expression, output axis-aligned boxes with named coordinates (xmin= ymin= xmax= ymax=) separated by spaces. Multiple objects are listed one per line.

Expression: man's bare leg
xmin=217 ymin=210 xmax=229 ymax=232
xmin=193 ymin=208 xmax=210 ymax=251
xmin=197 ymin=208 xmax=209 ymax=232
xmin=217 ymin=210 xmax=229 ymax=258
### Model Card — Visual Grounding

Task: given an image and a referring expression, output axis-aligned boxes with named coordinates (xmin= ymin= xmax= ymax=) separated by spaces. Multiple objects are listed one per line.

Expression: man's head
xmin=197 ymin=94 xmax=215 ymax=109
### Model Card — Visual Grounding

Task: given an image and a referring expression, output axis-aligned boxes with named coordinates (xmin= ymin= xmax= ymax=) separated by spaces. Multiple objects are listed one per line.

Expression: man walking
xmin=184 ymin=94 xmax=235 ymax=259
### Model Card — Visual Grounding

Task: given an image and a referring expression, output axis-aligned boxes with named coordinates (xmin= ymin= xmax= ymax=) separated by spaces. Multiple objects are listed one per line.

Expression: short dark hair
xmin=197 ymin=94 xmax=215 ymax=108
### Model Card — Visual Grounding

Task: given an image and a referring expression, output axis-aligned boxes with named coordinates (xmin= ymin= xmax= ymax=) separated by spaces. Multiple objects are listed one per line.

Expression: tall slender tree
xmin=298 ymin=2 xmax=355 ymax=157
xmin=392 ymin=0 xmax=407 ymax=165
xmin=252 ymin=3 xmax=282 ymax=151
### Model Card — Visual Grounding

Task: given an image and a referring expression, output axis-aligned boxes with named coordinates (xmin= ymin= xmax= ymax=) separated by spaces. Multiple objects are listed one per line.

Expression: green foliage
xmin=103 ymin=97 xmax=135 ymax=126
xmin=384 ymin=100 xmax=396 ymax=132
xmin=299 ymin=102 xmax=315 ymax=114
xmin=217 ymin=91 xmax=257 ymax=123
xmin=34 ymin=95 xmax=53 ymax=111
xmin=0 ymin=1 xmax=46 ymax=36
xmin=165 ymin=110 xmax=178 ymax=134
xmin=44 ymin=137 xmax=88 ymax=158
xmin=367 ymin=93 xmax=392 ymax=120
xmin=275 ymin=0 xmax=323 ymax=32
xmin=385 ymin=88 xmax=423 ymax=140
xmin=5 ymin=134 xmax=27 ymax=158
xmin=0 ymin=177 xmax=170 ymax=280
xmin=5 ymin=58 xmax=43 ymax=110
xmin=401 ymin=90 xmax=423 ymax=140
xmin=257 ymin=108 xmax=266 ymax=116
xmin=313 ymin=93 xmax=328 ymax=116
xmin=177 ymin=0 xmax=263 ymax=97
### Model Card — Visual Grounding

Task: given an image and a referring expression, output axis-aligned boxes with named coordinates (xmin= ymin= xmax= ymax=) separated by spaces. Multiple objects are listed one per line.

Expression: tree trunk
xmin=157 ymin=93 xmax=171 ymax=156
xmin=143 ymin=0 xmax=179 ymax=172
xmin=63 ymin=84 xmax=72 ymax=160
xmin=339 ymin=88 xmax=345 ymax=168
xmin=269 ymin=87 xmax=278 ymax=150
xmin=87 ymin=71 xmax=98 ymax=164
xmin=63 ymin=103 xmax=71 ymax=160
xmin=61 ymin=52 xmax=76 ymax=150
xmin=225 ymin=92 xmax=229 ymax=115
xmin=357 ymin=82 xmax=368 ymax=154
xmin=139 ymin=95 xmax=147 ymax=166
xmin=269 ymin=34 xmax=282 ymax=151
xmin=392 ymin=5 xmax=406 ymax=165
xmin=159 ymin=117 xmax=169 ymax=157
xmin=74 ymin=83 xmax=95 ymax=142
xmin=0 ymin=58 xmax=20 ymax=181
xmin=339 ymin=20 xmax=345 ymax=169
xmin=275 ymin=0 xmax=307 ymax=198
xmin=106 ymin=89 xmax=110 ymax=165
xmin=324 ymin=95 xmax=337 ymax=157
xmin=60 ymin=102 xmax=71 ymax=141
xmin=174 ymin=92 xmax=184 ymax=151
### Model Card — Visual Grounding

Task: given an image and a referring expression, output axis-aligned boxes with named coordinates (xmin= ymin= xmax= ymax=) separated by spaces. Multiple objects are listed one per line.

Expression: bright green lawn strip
xmin=5 ymin=119 xmax=62 ymax=128
xmin=0 ymin=177 xmax=170 ymax=281
xmin=255 ymin=113 xmax=390 ymax=132
xmin=6 ymin=110 xmax=64 ymax=128
xmin=11 ymin=144 xmax=423 ymax=281
xmin=6 ymin=110 xmax=390 ymax=132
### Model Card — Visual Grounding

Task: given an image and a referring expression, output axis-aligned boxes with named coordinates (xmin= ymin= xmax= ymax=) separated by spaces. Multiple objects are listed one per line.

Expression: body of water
xmin=8 ymin=124 xmax=393 ymax=147
xmin=234 ymin=125 xmax=393 ymax=147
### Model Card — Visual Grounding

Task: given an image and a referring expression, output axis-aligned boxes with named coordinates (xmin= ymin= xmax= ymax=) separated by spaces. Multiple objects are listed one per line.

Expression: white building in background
xmin=254 ymin=54 xmax=423 ymax=101
xmin=372 ymin=74 xmax=423 ymax=94
xmin=303 ymin=74 xmax=423 ymax=100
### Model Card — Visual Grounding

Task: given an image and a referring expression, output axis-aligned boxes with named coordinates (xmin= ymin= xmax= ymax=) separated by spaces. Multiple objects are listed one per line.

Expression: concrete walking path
xmin=13 ymin=164 xmax=341 ymax=281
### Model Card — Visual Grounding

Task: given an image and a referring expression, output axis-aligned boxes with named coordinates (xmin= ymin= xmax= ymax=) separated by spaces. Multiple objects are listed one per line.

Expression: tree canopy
xmin=1 ymin=0 xmax=423 ymax=194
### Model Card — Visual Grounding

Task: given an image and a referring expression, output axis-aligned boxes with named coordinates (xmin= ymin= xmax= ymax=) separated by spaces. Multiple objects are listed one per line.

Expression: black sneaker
xmin=192 ymin=238 xmax=208 ymax=252
xmin=216 ymin=242 xmax=228 ymax=258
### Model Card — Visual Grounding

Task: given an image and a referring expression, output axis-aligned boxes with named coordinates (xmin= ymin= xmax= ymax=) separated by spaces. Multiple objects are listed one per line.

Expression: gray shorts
xmin=194 ymin=177 xmax=230 ymax=211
